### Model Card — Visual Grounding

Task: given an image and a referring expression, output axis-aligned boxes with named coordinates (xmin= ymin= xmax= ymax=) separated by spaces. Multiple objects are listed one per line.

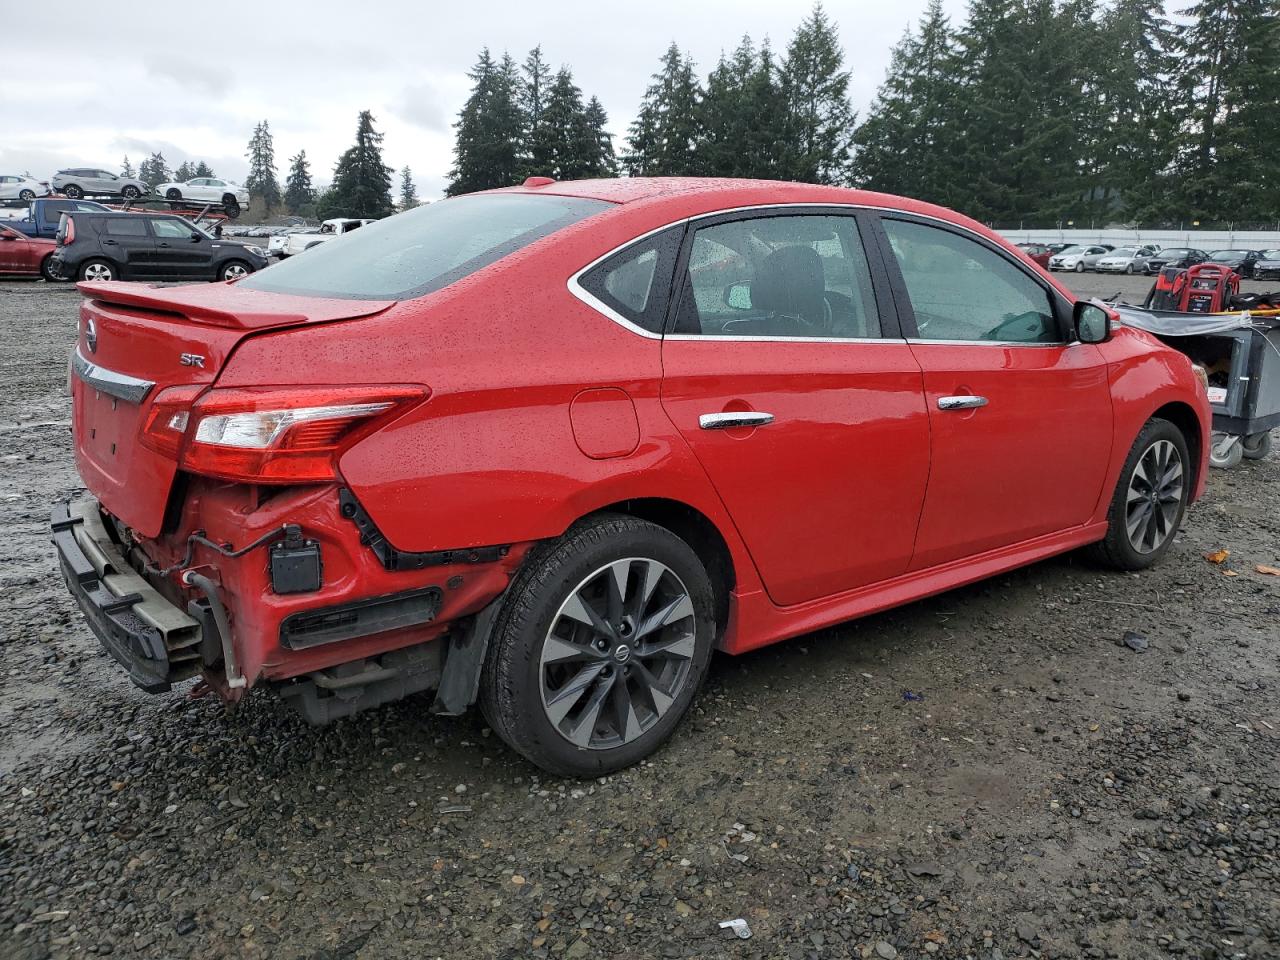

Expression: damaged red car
xmin=54 ymin=178 xmax=1211 ymax=776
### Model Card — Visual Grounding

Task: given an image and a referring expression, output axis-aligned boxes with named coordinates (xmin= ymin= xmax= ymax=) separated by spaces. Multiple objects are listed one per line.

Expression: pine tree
xmin=447 ymin=49 xmax=526 ymax=195
xmin=120 ymin=156 xmax=134 ymax=178
xmin=853 ymin=1 xmax=961 ymax=205
xmin=697 ymin=35 xmax=789 ymax=178
xmin=780 ymin=4 xmax=856 ymax=184
xmin=538 ymin=67 xmax=598 ymax=180
xmin=244 ymin=120 xmax=282 ymax=212
xmin=399 ymin=167 xmax=418 ymax=209
xmin=173 ymin=161 xmax=195 ymax=182
xmin=521 ymin=46 xmax=555 ymax=177
xmin=194 ymin=161 xmax=215 ymax=178
xmin=583 ymin=97 xmax=617 ymax=177
xmin=284 ymin=151 xmax=316 ymax=215
xmin=1171 ymin=0 xmax=1280 ymax=220
xmin=137 ymin=153 xmax=170 ymax=190
xmin=319 ymin=110 xmax=395 ymax=218
xmin=623 ymin=43 xmax=702 ymax=176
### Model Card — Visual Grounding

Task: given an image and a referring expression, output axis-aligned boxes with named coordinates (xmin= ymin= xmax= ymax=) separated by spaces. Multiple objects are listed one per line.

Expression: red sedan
xmin=54 ymin=178 xmax=1210 ymax=776
xmin=1015 ymin=242 xmax=1053 ymax=268
xmin=0 ymin=223 xmax=59 ymax=279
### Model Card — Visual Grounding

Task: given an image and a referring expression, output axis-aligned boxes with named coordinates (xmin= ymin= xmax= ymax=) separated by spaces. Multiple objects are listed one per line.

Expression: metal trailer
xmin=1112 ymin=306 xmax=1280 ymax=468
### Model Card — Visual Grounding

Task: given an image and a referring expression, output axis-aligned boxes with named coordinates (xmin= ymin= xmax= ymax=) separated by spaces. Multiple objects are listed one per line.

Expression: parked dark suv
xmin=51 ymin=212 xmax=268 ymax=282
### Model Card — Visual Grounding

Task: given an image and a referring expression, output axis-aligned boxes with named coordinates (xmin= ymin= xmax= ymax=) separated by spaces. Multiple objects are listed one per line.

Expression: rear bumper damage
xmin=51 ymin=490 xmax=529 ymax=721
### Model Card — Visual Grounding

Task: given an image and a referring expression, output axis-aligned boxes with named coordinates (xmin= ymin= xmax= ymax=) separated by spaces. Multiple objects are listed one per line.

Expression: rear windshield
xmin=239 ymin=193 xmax=611 ymax=300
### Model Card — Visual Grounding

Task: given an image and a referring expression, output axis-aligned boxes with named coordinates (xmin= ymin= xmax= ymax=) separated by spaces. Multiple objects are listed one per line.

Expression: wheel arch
xmin=576 ymin=497 xmax=736 ymax=636
xmin=1151 ymin=400 xmax=1203 ymax=489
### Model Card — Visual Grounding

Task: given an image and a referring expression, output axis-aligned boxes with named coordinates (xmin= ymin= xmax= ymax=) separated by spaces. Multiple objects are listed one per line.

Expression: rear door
xmin=873 ymin=214 xmax=1113 ymax=570
xmin=99 ymin=217 xmax=157 ymax=277
xmin=658 ymin=209 xmax=931 ymax=606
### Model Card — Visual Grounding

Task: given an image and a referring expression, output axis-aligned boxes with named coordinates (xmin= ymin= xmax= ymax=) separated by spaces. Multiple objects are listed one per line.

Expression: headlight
xmin=246 ymin=245 xmax=266 ymax=257
xmin=1191 ymin=364 xmax=1209 ymax=393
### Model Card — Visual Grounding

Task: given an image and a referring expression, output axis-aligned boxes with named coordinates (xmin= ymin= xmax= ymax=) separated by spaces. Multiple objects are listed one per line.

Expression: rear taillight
xmin=138 ymin=385 xmax=427 ymax=484
xmin=59 ymin=215 xmax=75 ymax=246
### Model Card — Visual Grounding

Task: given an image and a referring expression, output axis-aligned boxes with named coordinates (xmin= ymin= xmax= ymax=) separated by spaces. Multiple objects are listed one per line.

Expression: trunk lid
xmin=71 ymin=281 xmax=394 ymax=538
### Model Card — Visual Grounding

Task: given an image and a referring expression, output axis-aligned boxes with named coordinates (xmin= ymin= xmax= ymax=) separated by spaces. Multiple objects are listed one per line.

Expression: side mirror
xmin=1074 ymin=301 xmax=1111 ymax=344
xmin=724 ymin=280 xmax=752 ymax=311
xmin=190 ymin=231 xmax=203 ymax=242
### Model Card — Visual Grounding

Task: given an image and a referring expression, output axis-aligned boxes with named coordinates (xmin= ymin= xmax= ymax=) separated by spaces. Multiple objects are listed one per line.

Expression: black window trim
xmin=868 ymin=211 xmax=1076 ymax=346
xmin=102 ymin=216 xmax=152 ymax=238
xmin=573 ymin=223 xmax=687 ymax=337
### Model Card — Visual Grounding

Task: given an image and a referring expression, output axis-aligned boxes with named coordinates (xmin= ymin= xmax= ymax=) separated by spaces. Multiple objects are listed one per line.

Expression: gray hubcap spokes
xmin=84 ymin=263 xmax=112 ymax=281
xmin=1125 ymin=439 xmax=1184 ymax=554
xmin=224 ymin=264 xmax=247 ymax=280
xmin=540 ymin=558 xmax=696 ymax=750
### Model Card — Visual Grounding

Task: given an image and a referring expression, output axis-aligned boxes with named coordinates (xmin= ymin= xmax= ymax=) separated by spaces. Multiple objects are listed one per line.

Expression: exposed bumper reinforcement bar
xmin=51 ymin=500 xmax=202 ymax=693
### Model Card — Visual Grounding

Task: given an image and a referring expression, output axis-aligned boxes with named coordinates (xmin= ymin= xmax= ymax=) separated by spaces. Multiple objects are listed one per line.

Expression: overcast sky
xmin=3 ymin=0 xmax=968 ymax=197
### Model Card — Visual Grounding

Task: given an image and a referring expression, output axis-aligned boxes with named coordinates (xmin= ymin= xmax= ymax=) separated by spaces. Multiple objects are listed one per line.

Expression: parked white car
xmin=279 ymin=218 xmax=376 ymax=257
xmin=0 ymin=174 xmax=51 ymax=202
xmin=1094 ymin=245 xmax=1161 ymax=274
xmin=1047 ymin=244 xmax=1112 ymax=272
xmin=156 ymin=177 xmax=251 ymax=211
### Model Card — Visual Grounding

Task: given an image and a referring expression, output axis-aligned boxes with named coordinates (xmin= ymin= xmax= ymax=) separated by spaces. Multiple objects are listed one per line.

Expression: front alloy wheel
xmin=1124 ymin=439 xmax=1184 ymax=554
xmin=481 ymin=514 xmax=715 ymax=777
xmin=540 ymin=558 xmax=696 ymax=750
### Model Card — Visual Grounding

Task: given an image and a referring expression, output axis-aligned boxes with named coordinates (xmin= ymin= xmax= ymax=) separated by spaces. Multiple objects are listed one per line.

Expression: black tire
xmin=165 ymin=188 xmax=182 ymax=201
xmin=122 ymin=185 xmax=140 ymax=200
xmin=218 ymin=259 xmax=252 ymax=282
xmin=18 ymin=189 xmax=35 ymax=202
xmin=1125 ymin=263 xmax=1134 ymax=274
xmin=480 ymin=513 xmax=716 ymax=777
xmin=223 ymin=198 xmax=241 ymax=219
xmin=40 ymin=254 xmax=62 ymax=282
xmin=78 ymin=258 xmax=116 ymax=282
xmin=63 ymin=184 xmax=83 ymax=199
xmin=1088 ymin=418 xmax=1191 ymax=571
xmin=1242 ymin=431 xmax=1272 ymax=460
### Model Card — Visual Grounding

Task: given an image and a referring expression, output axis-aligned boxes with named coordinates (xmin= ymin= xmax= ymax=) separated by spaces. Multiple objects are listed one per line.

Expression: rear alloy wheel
xmin=79 ymin=259 xmax=115 ymax=282
xmin=223 ymin=198 xmax=241 ymax=219
xmin=1125 ymin=263 xmax=1135 ymax=274
xmin=63 ymin=185 xmax=83 ymax=199
xmin=1241 ymin=431 xmax=1272 ymax=461
xmin=40 ymin=255 xmax=61 ymax=281
xmin=1089 ymin=418 xmax=1190 ymax=570
xmin=219 ymin=260 xmax=251 ymax=281
xmin=122 ymin=185 xmax=140 ymax=200
xmin=481 ymin=514 xmax=715 ymax=777
xmin=19 ymin=189 xmax=35 ymax=202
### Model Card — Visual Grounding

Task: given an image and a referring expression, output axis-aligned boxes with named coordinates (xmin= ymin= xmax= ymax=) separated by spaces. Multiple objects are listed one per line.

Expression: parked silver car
xmin=1094 ymin=245 xmax=1161 ymax=274
xmin=1047 ymin=244 xmax=1113 ymax=272
xmin=1253 ymin=249 xmax=1280 ymax=281
xmin=0 ymin=174 xmax=51 ymax=201
xmin=51 ymin=168 xmax=149 ymax=200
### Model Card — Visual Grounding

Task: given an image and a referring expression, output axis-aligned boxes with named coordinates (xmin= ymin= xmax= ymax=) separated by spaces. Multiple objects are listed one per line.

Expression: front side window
xmin=883 ymin=218 xmax=1058 ymax=343
xmin=240 ymin=193 xmax=610 ymax=300
xmin=150 ymin=218 xmax=191 ymax=238
xmin=673 ymin=214 xmax=881 ymax=338
xmin=577 ymin=226 xmax=683 ymax=334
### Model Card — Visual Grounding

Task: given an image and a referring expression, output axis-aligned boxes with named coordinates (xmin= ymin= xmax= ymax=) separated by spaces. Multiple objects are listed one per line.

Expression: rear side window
xmin=883 ymin=218 xmax=1058 ymax=343
xmin=576 ymin=226 xmax=683 ymax=334
xmin=239 ymin=194 xmax=611 ymax=300
xmin=104 ymin=218 xmax=147 ymax=237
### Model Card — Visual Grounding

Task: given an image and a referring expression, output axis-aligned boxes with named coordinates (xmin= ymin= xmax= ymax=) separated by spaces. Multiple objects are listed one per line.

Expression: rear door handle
xmin=937 ymin=395 xmax=989 ymax=411
xmin=699 ymin=411 xmax=775 ymax=430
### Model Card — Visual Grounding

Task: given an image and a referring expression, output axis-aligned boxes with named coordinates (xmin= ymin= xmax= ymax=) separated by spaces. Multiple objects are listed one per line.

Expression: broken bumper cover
xmin=51 ymin=500 xmax=202 ymax=694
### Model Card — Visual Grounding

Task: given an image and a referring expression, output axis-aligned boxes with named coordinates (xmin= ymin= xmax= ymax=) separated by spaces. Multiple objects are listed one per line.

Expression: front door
xmin=875 ymin=215 xmax=1113 ymax=570
xmin=149 ymin=218 xmax=210 ymax=278
xmin=660 ymin=210 xmax=931 ymax=606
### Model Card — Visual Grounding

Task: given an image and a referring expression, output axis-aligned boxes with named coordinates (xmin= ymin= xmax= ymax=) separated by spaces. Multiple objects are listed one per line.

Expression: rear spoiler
xmin=75 ymin=281 xmax=395 ymax=330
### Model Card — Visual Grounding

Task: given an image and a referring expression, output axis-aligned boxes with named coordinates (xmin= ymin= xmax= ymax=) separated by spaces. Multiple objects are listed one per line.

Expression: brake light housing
xmin=140 ymin=385 xmax=427 ymax=484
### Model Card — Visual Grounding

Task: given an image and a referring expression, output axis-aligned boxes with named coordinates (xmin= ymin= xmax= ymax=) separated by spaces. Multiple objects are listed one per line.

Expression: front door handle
xmin=699 ymin=411 xmax=775 ymax=430
xmin=937 ymin=395 xmax=989 ymax=411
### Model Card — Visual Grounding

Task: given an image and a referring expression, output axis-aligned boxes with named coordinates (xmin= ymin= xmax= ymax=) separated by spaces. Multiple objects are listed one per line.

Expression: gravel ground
xmin=1 ymin=275 xmax=1278 ymax=960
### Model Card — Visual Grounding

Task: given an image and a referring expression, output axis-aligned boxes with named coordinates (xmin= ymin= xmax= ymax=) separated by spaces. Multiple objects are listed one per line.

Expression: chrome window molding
xmin=566 ymin=201 xmax=1039 ymax=343
xmin=666 ymin=334 xmax=906 ymax=344
xmin=72 ymin=348 xmax=155 ymax=404
xmin=906 ymin=338 xmax=1068 ymax=348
